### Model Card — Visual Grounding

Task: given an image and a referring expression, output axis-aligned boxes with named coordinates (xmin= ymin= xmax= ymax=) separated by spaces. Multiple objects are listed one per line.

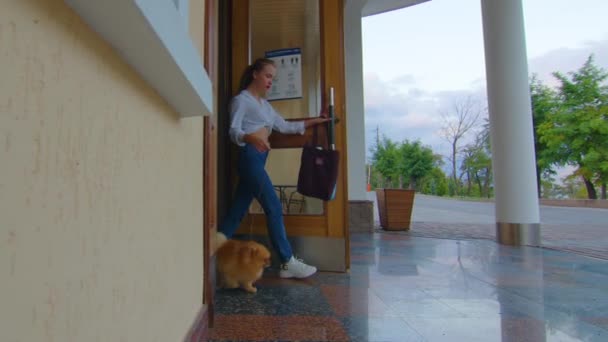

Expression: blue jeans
xmin=219 ymin=144 xmax=293 ymax=262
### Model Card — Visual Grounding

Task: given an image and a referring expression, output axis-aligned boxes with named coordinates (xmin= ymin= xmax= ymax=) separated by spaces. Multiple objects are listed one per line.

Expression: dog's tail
xmin=211 ymin=231 xmax=228 ymax=254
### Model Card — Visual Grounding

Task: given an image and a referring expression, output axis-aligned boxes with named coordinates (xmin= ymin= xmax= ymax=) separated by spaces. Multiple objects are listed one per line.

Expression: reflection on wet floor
xmin=207 ymin=233 xmax=608 ymax=342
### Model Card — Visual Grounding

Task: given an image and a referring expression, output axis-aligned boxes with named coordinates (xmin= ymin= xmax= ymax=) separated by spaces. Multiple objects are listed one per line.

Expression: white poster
xmin=265 ymin=48 xmax=303 ymax=101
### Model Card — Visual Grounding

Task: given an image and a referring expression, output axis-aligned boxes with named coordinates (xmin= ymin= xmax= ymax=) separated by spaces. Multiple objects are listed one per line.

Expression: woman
xmin=217 ymin=58 xmax=330 ymax=278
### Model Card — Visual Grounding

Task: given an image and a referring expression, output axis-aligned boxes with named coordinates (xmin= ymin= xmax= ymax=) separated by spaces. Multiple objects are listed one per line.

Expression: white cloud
xmin=362 ymin=38 xmax=608 ymax=162
xmin=391 ymin=74 xmax=417 ymax=87
xmin=528 ymin=37 xmax=608 ymax=87
xmin=363 ymin=73 xmax=487 ymax=160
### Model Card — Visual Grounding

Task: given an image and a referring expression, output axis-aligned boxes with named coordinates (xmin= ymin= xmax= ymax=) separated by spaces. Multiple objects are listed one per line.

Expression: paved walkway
xmin=368 ymin=193 xmax=608 ymax=260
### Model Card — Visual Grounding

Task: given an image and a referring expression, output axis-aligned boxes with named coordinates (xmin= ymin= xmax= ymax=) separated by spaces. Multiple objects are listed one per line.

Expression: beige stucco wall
xmin=1 ymin=1 xmax=206 ymax=341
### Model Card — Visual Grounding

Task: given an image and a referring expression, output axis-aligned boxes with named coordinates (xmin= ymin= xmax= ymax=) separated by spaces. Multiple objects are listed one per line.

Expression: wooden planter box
xmin=376 ymin=189 xmax=415 ymax=231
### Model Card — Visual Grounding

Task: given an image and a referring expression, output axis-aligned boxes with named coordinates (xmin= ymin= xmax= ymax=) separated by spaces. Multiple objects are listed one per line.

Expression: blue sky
xmin=362 ymin=0 xmax=608 ymax=169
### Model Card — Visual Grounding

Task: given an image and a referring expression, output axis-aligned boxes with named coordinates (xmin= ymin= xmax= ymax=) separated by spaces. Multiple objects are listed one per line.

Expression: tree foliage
xmin=420 ymin=167 xmax=449 ymax=196
xmin=371 ymin=137 xmax=440 ymax=191
xmin=530 ymin=75 xmax=559 ymax=197
xmin=537 ymin=55 xmax=608 ymax=199
xmin=398 ymin=140 xmax=436 ymax=189
xmin=460 ymin=121 xmax=493 ymax=197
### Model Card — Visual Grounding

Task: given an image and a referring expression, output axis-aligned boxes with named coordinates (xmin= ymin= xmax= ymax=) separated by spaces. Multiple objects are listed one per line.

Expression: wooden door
xmin=229 ymin=0 xmax=349 ymax=272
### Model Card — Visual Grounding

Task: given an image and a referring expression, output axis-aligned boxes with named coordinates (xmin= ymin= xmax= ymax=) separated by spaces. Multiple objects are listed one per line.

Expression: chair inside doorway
xmin=248 ymin=185 xmax=307 ymax=215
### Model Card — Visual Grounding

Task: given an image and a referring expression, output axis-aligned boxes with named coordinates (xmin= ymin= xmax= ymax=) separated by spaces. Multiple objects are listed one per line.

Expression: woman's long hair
xmin=239 ymin=58 xmax=275 ymax=92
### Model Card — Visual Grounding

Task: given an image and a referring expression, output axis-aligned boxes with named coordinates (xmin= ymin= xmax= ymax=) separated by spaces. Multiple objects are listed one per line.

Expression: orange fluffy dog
xmin=214 ymin=233 xmax=271 ymax=293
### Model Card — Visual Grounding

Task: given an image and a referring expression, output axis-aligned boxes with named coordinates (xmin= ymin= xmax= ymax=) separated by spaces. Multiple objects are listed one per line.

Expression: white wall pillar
xmin=481 ymin=0 xmax=541 ymax=246
xmin=344 ymin=0 xmax=368 ymax=201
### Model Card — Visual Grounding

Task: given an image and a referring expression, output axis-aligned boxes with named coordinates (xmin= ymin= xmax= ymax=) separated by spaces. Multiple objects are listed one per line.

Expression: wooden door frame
xmin=203 ymin=0 xmax=219 ymax=329
xmin=230 ymin=0 xmax=349 ymax=268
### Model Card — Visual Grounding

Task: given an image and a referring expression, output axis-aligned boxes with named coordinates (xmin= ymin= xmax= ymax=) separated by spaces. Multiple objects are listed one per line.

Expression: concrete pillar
xmin=344 ymin=0 xmax=368 ymax=201
xmin=480 ymin=0 xmax=541 ymax=246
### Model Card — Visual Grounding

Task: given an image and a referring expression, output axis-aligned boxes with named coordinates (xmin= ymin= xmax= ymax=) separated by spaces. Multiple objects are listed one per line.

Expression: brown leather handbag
xmin=296 ymin=124 xmax=339 ymax=201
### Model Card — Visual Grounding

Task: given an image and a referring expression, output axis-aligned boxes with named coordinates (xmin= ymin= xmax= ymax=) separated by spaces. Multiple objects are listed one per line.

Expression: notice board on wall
xmin=265 ymin=48 xmax=303 ymax=101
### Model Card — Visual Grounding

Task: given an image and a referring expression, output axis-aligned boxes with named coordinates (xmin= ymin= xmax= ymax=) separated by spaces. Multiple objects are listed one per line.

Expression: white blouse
xmin=229 ymin=90 xmax=305 ymax=146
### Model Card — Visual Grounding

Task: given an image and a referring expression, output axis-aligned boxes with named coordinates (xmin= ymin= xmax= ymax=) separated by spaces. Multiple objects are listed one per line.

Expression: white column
xmin=481 ymin=0 xmax=541 ymax=246
xmin=344 ymin=0 xmax=368 ymax=201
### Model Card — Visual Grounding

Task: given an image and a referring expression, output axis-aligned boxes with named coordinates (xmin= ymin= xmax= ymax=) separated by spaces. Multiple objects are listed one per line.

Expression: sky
xmin=362 ymin=0 xmax=608 ymax=177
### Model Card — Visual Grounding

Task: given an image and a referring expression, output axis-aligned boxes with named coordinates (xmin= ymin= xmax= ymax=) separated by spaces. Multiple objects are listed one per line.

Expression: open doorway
xmin=215 ymin=0 xmax=350 ymax=273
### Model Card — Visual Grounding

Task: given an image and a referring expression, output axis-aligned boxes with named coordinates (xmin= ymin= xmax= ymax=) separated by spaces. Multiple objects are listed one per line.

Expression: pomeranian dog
xmin=213 ymin=232 xmax=271 ymax=293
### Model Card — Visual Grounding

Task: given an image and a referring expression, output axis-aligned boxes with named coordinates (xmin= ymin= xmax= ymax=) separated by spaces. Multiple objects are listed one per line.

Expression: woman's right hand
xmin=304 ymin=116 xmax=331 ymax=128
xmin=244 ymin=128 xmax=271 ymax=152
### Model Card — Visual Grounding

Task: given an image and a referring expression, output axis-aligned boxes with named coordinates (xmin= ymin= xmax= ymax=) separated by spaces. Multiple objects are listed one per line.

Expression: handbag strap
xmin=325 ymin=118 xmax=331 ymax=149
xmin=312 ymin=122 xmax=319 ymax=147
xmin=309 ymin=118 xmax=331 ymax=149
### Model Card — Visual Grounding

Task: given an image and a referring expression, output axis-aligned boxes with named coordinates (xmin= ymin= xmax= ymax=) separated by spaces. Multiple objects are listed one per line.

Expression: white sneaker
xmin=279 ymin=256 xmax=317 ymax=278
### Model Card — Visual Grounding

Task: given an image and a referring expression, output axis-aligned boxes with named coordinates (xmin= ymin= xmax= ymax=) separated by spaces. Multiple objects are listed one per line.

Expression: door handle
xmin=329 ymin=87 xmax=336 ymax=150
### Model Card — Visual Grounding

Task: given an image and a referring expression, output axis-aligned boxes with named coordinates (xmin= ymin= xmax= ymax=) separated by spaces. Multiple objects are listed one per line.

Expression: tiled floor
xmin=408 ymin=222 xmax=608 ymax=260
xmin=207 ymin=232 xmax=608 ymax=341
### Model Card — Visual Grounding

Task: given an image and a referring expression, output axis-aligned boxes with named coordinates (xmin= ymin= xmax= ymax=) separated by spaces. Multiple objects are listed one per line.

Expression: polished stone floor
xmin=208 ymin=232 xmax=608 ymax=342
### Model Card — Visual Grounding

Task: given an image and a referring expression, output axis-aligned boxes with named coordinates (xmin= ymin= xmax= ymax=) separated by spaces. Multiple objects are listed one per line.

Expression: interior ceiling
xmin=250 ymin=0 xmax=319 ymax=57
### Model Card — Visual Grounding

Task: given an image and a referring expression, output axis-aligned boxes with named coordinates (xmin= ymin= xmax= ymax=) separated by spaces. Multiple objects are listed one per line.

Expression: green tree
xmin=371 ymin=137 xmax=400 ymax=188
xmin=371 ymin=137 xmax=437 ymax=191
xmin=530 ymin=76 xmax=559 ymax=198
xmin=538 ymin=55 xmax=608 ymax=199
xmin=460 ymin=119 xmax=493 ymax=198
xmin=398 ymin=140 xmax=436 ymax=190
xmin=461 ymin=143 xmax=492 ymax=198
xmin=561 ymin=174 xmax=588 ymax=199
xmin=420 ymin=167 xmax=449 ymax=196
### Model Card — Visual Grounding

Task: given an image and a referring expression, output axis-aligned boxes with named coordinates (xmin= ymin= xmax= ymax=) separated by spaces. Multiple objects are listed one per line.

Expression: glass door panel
xmin=248 ymin=0 xmax=324 ymax=215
